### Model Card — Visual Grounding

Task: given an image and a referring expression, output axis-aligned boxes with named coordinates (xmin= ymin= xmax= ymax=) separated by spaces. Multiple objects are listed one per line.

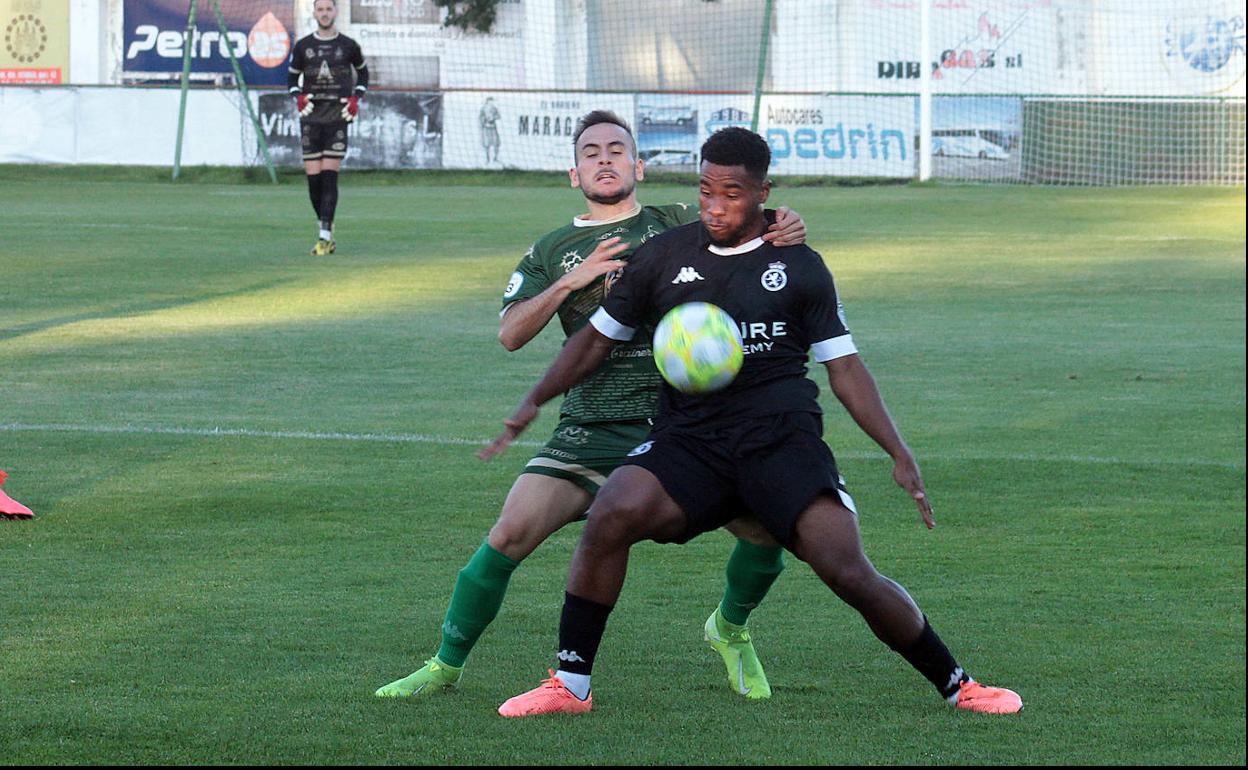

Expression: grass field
xmin=1 ymin=169 xmax=1244 ymax=765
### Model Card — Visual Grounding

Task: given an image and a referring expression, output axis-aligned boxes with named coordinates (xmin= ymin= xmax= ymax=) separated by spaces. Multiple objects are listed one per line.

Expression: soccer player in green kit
xmin=375 ymin=111 xmax=807 ymax=700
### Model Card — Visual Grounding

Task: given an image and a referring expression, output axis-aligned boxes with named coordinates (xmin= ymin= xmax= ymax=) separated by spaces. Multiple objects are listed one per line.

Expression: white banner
xmin=774 ymin=0 xmax=1060 ymax=95
xmin=1101 ymin=3 xmax=1246 ymax=96
xmin=0 ymin=87 xmax=76 ymax=163
xmin=0 ymin=87 xmax=247 ymax=164
xmin=350 ymin=0 xmax=527 ymax=89
xmin=774 ymin=0 xmax=1246 ymax=97
xmin=441 ymin=91 xmax=633 ymax=170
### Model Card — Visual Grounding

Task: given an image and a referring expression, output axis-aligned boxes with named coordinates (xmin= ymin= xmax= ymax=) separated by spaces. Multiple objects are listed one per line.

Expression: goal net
xmin=156 ymin=0 xmax=1246 ymax=183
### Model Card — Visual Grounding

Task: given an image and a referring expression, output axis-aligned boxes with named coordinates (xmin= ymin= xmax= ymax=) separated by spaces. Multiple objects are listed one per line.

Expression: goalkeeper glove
xmin=296 ymin=93 xmax=313 ymax=117
xmin=342 ymin=95 xmax=360 ymax=122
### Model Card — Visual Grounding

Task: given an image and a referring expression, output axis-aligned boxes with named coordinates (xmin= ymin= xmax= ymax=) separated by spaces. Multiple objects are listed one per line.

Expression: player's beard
xmin=704 ymin=212 xmax=766 ymax=248
xmin=581 ymin=173 xmax=636 ymax=206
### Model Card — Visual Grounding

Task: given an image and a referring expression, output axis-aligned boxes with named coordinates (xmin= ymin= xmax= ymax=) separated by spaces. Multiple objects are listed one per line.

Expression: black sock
xmin=891 ymin=617 xmax=969 ymax=699
xmin=556 ymin=592 xmax=613 ymax=676
xmin=318 ymin=170 xmax=339 ymax=233
xmin=306 ymin=173 xmax=323 ymax=219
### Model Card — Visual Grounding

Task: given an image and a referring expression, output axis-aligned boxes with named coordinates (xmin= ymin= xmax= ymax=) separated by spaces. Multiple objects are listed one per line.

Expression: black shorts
xmin=622 ymin=411 xmax=856 ymax=548
xmin=301 ymin=116 xmax=349 ymax=161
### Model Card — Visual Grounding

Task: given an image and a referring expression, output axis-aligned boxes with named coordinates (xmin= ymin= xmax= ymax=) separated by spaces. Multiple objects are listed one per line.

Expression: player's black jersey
xmin=287 ymin=32 xmax=368 ymax=123
xmin=591 ymin=221 xmax=857 ymax=428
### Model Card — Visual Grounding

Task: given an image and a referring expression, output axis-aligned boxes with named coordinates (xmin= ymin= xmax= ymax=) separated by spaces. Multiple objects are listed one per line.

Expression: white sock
xmin=947 ymin=676 xmax=973 ymax=705
xmin=555 ymin=670 xmax=591 ymax=700
xmin=319 ymin=228 xmax=332 ymax=241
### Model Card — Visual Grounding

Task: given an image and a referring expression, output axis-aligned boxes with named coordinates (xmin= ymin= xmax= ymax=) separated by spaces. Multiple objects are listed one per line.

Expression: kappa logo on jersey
xmin=761 ymin=261 xmax=788 ymax=291
xmin=504 ymin=271 xmax=524 ymax=298
xmin=557 ymin=650 xmax=587 ymax=663
xmin=560 ymin=250 xmax=585 ymax=273
xmin=671 ymin=267 xmax=705 ymax=284
xmin=627 ymin=441 xmax=653 ymax=456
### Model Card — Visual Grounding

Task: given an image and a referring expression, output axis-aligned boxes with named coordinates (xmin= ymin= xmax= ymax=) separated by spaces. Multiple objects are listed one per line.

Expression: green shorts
xmin=522 ymin=419 xmax=652 ymax=494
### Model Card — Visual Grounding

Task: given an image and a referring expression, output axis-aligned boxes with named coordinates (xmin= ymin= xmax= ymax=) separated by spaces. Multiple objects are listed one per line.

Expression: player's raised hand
xmin=558 ymin=236 xmax=629 ymax=292
xmin=763 ymin=206 xmax=806 ymax=247
xmin=479 ymin=400 xmax=540 ymax=460
xmin=342 ymin=95 xmax=360 ymax=122
xmin=892 ymin=453 xmax=935 ymax=529
xmin=296 ymin=94 xmax=314 ymax=117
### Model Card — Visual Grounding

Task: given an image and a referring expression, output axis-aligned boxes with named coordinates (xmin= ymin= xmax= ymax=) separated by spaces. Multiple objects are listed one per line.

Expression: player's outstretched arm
xmin=762 ymin=206 xmax=806 ymax=247
xmin=498 ymin=237 xmax=630 ymax=350
xmin=480 ymin=325 xmax=617 ymax=459
xmin=824 ymin=355 xmax=935 ymax=529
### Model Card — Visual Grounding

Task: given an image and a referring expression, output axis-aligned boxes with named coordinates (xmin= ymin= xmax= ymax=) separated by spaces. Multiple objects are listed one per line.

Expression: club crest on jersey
xmin=560 ymin=250 xmax=585 ymax=273
xmin=761 ymin=262 xmax=788 ymax=292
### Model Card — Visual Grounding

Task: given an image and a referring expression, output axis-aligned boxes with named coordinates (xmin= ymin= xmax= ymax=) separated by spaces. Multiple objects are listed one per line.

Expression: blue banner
xmin=123 ymin=0 xmax=294 ymax=85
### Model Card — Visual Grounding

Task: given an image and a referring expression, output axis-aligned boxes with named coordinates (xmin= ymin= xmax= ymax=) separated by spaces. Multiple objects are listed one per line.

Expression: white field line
xmin=0 ymin=421 xmax=542 ymax=449
xmin=1 ymin=422 xmax=1242 ymax=470
xmin=8 ymin=222 xmax=199 ymax=231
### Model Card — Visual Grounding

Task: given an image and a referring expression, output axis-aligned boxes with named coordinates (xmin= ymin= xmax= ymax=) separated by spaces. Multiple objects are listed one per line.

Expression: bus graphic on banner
xmin=122 ymin=0 xmax=293 ymax=85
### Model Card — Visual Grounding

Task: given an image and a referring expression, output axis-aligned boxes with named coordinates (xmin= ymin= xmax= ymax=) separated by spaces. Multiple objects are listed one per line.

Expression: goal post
xmin=166 ymin=0 xmax=279 ymax=182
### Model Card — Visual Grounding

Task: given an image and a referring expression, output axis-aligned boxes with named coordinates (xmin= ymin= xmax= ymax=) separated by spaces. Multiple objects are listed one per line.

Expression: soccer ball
xmin=652 ymin=302 xmax=744 ymax=394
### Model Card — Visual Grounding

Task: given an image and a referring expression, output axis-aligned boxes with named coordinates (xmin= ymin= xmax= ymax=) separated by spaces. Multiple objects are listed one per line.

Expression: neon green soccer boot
xmin=375 ymin=657 xmax=463 ymax=698
xmin=704 ymin=609 xmax=771 ymax=700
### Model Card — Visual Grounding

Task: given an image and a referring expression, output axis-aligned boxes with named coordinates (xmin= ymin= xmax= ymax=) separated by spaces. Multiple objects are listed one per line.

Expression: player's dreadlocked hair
xmin=701 ymin=127 xmax=771 ymax=183
xmin=572 ymin=110 xmax=636 ymax=158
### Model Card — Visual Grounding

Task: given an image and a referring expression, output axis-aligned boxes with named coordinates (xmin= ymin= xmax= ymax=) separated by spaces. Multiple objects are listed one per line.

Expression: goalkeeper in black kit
xmin=287 ymin=0 xmax=368 ymax=256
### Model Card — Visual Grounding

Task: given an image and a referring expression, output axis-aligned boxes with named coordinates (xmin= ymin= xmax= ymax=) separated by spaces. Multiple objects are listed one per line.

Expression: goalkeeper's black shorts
xmin=301 ymin=111 xmax=349 ymax=161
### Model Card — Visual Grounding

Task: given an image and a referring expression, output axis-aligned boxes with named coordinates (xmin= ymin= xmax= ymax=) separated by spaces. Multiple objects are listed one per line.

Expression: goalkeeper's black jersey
xmin=287 ymin=32 xmax=368 ymax=123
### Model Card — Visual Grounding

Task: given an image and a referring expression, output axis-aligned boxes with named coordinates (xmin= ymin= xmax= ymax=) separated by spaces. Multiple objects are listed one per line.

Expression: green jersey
xmin=501 ymin=203 xmax=699 ymax=423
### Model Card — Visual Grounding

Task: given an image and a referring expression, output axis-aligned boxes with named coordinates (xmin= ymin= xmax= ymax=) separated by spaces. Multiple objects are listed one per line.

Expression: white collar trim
xmin=707 ymin=236 xmax=765 ymax=256
xmin=573 ymin=205 xmax=643 ymax=228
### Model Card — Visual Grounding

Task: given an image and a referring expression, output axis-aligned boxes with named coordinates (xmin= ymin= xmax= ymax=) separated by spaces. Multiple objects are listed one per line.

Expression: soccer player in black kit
xmin=482 ymin=127 xmax=1023 ymax=717
xmin=287 ymin=0 xmax=368 ymax=256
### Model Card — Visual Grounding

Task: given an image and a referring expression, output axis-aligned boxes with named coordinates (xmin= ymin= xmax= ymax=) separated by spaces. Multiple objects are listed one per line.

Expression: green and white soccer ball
xmin=652 ymin=302 xmax=744 ymax=394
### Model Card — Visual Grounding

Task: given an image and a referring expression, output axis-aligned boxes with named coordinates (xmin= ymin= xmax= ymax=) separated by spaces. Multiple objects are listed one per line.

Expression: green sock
xmin=718 ymin=539 xmax=785 ymax=627
xmin=436 ymin=540 xmax=519 ymax=668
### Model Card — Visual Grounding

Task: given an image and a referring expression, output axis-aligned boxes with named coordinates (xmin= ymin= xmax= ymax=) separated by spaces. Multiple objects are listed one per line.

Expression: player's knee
xmin=487 ymin=520 xmax=537 ymax=561
xmin=582 ymin=496 xmax=651 ymax=548
xmin=824 ymin=559 xmax=881 ymax=601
